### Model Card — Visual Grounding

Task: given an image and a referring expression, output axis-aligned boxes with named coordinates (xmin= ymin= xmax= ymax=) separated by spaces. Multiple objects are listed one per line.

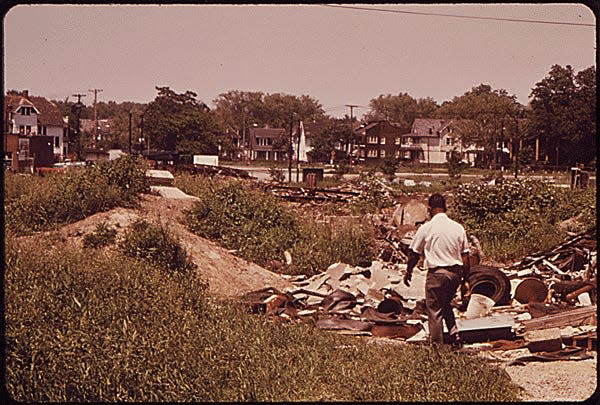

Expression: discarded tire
xmin=467 ymin=265 xmax=512 ymax=306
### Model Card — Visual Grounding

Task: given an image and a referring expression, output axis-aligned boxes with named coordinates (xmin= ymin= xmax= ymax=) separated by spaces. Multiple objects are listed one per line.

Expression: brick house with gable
xmin=356 ymin=120 xmax=411 ymax=162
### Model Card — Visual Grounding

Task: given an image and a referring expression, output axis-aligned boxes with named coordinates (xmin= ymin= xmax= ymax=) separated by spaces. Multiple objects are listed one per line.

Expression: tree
xmin=144 ymin=87 xmax=221 ymax=155
xmin=306 ymin=119 xmax=349 ymax=163
xmin=364 ymin=93 xmax=417 ymax=128
xmin=437 ymin=84 xmax=521 ymax=168
xmin=528 ymin=65 xmax=579 ymax=167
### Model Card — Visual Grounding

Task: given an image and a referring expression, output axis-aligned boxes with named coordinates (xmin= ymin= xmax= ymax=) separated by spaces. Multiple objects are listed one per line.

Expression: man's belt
xmin=428 ymin=265 xmax=464 ymax=274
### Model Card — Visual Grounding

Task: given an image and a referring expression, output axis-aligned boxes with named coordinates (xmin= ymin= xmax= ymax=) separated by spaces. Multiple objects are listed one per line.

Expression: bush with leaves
xmin=4 ymin=156 xmax=149 ymax=235
xmin=184 ymin=180 xmax=301 ymax=268
xmin=450 ymin=178 xmax=595 ymax=261
xmin=181 ymin=177 xmax=376 ymax=275
xmin=269 ymin=165 xmax=286 ymax=183
xmin=381 ymin=156 xmax=399 ymax=181
xmin=118 ymin=219 xmax=196 ymax=273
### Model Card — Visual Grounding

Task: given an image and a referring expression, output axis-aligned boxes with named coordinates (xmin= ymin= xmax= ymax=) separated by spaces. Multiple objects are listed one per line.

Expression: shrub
xmin=381 ymin=156 xmax=399 ymax=181
xmin=4 ymin=156 xmax=150 ymax=235
xmin=181 ymin=176 xmax=376 ymax=275
xmin=118 ymin=219 xmax=196 ymax=273
xmin=83 ymin=222 xmax=117 ymax=249
xmin=184 ymin=180 xmax=301 ymax=268
xmin=269 ymin=165 xmax=286 ymax=183
xmin=450 ymin=178 xmax=596 ymax=261
xmin=333 ymin=161 xmax=350 ymax=180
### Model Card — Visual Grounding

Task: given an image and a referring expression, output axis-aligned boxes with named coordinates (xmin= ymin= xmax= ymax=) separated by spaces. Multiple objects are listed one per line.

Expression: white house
xmin=5 ymin=90 xmax=67 ymax=161
xmin=401 ymin=118 xmax=481 ymax=165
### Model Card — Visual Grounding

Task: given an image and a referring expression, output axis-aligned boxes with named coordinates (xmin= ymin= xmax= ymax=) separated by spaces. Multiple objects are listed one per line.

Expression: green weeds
xmin=5 ymin=234 xmax=520 ymax=402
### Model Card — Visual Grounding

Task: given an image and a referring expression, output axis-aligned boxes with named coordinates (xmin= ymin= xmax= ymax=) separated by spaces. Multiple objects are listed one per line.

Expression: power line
xmin=320 ymin=4 xmax=595 ymax=27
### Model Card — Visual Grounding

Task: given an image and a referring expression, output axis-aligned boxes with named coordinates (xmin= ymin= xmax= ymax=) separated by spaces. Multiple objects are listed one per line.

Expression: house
xmin=356 ymin=120 xmax=411 ymax=162
xmin=4 ymin=90 xmax=67 ymax=171
xmin=400 ymin=118 xmax=465 ymax=165
xmin=248 ymin=126 xmax=288 ymax=161
xmin=80 ymin=118 xmax=112 ymax=143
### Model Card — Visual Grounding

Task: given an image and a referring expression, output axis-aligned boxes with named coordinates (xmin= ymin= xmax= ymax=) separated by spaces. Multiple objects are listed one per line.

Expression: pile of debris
xmin=263 ymin=184 xmax=360 ymax=204
xmin=242 ymin=228 xmax=596 ymax=361
xmin=173 ymin=163 xmax=254 ymax=179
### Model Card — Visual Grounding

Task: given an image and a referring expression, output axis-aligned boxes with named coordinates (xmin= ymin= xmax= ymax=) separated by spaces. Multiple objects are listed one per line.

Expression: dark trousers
xmin=425 ymin=267 xmax=462 ymax=345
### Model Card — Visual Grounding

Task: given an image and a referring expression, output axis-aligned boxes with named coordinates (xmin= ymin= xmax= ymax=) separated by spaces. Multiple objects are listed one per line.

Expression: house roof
xmin=28 ymin=96 xmax=65 ymax=127
xmin=249 ymin=127 xmax=286 ymax=138
xmin=4 ymin=92 xmax=64 ymax=127
xmin=4 ymin=93 xmax=37 ymax=113
xmin=411 ymin=118 xmax=451 ymax=135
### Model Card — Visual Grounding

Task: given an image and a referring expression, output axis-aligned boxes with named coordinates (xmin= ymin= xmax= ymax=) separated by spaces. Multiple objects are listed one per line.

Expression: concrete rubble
xmin=242 ymin=201 xmax=596 ymax=363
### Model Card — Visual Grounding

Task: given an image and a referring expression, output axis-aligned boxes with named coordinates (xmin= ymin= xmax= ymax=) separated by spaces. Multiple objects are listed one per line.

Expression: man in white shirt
xmin=403 ymin=193 xmax=470 ymax=346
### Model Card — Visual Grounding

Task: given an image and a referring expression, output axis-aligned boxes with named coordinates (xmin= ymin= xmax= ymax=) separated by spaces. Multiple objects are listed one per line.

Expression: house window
xmin=395 ymin=150 xmax=400 ymax=158
xmin=367 ymin=136 xmax=378 ymax=144
xmin=367 ymin=149 xmax=377 ymax=158
xmin=446 ymin=152 xmax=450 ymax=160
xmin=20 ymin=107 xmax=31 ymax=116
xmin=380 ymin=150 xmax=386 ymax=158
xmin=428 ymin=128 xmax=433 ymax=134
xmin=26 ymin=125 xmax=31 ymax=134
xmin=55 ymin=137 xmax=60 ymax=147
xmin=446 ymin=138 xmax=452 ymax=146
xmin=19 ymin=125 xmax=25 ymax=134
xmin=380 ymin=137 xmax=386 ymax=145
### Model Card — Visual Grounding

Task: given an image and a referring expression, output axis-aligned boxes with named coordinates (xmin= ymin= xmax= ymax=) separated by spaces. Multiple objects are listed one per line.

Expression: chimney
xmin=21 ymin=90 xmax=29 ymax=98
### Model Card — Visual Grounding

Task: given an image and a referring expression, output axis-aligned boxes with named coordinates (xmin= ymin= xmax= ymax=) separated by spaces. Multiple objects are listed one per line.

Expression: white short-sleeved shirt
xmin=409 ymin=212 xmax=469 ymax=269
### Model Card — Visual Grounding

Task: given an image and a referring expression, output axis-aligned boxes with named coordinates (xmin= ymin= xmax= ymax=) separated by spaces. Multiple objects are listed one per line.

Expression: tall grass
xmin=4 ymin=155 xmax=149 ymax=235
xmin=450 ymin=179 xmax=596 ymax=261
xmin=5 ymin=233 xmax=521 ymax=402
xmin=177 ymin=174 xmax=375 ymax=275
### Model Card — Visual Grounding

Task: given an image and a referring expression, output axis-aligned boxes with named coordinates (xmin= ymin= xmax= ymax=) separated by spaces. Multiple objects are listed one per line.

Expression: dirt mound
xmin=48 ymin=193 xmax=293 ymax=298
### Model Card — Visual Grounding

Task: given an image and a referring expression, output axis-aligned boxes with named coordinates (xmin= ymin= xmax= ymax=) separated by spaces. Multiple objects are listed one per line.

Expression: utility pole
xmin=128 ymin=112 xmax=132 ymax=154
xmin=71 ymin=93 xmax=86 ymax=160
xmin=345 ymin=104 xmax=358 ymax=160
xmin=88 ymin=88 xmax=103 ymax=148
xmin=288 ymin=112 xmax=294 ymax=183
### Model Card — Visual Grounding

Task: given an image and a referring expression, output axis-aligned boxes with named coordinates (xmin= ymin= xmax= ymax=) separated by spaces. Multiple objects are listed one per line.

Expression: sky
xmin=3 ymin=3 xmax=596 ymax=118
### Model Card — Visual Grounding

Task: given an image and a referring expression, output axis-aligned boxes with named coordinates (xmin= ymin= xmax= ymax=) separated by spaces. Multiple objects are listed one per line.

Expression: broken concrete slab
xmin=525 ymin=327 xmax=563 ymax=352
xmin=392 ymin=199 xmax=429 ymax=227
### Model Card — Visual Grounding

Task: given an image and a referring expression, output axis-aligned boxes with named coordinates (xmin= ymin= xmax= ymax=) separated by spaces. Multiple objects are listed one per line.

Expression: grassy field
xmin=5 ymin=233 xmax=521 ymax=402
xmin=4 ymin=163 xmax=594 ymax=401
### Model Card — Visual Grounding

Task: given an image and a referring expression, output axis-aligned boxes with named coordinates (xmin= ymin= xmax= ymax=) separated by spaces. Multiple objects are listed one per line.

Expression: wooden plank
xmin=522 ymin=306 xmax=597 ymax=331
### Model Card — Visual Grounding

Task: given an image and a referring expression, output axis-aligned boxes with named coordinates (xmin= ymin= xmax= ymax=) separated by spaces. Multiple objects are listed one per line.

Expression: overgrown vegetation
xmin=5 ymin=234 xmax=521 ymax=402
xmin=450 ymin=178 xmax=596 ymax=261
xmin=118 ymin=219 xmax=196 ymax=273
xmin=4 ymin=155 xmax=149 ymax=235
xmin=177 ymin=174 xmax=374 ymax=275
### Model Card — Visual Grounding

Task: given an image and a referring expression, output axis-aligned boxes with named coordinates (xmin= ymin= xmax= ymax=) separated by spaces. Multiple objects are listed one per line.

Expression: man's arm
xmin=403 ymin=250 xmax=420 ymax=286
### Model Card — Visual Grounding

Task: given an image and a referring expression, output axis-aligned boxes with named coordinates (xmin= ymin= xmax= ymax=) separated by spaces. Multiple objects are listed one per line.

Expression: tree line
xmin=53 ymin=64 xmax=595 ymax=167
